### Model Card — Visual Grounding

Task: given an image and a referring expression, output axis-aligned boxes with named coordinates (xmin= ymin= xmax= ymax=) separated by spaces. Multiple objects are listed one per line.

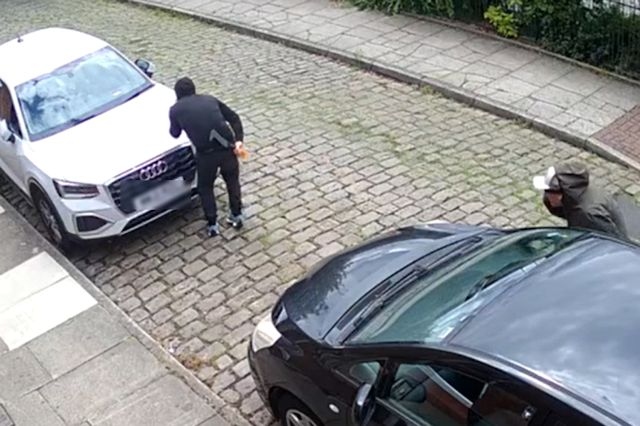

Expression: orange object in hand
xmin=234 ymin=144 xmax=249 ymax=160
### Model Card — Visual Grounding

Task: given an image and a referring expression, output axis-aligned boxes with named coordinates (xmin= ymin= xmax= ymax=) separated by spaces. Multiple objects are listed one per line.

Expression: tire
xmin=32 ymin=188 xmax=73 ymax=252
xmin=277 ymin=393 xmax=324 ymax=426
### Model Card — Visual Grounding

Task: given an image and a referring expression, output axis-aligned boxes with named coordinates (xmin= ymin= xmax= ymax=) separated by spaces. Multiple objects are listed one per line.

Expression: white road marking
xmin=0 ymin=204 xmax=4 ymax=214
xmin=0 ymin=252 xmax=68 ymax=313
xmin=0 ymin=253 xmax=96 ymax=350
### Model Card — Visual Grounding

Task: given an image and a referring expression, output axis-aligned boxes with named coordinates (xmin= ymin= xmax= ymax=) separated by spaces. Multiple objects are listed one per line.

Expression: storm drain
xmin=0 ymin=404 xmax=14 ymax=426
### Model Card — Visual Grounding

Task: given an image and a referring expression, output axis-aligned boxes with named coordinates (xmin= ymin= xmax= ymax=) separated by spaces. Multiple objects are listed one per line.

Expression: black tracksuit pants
xmin=196 ymin=150 xmax=242 ymax=225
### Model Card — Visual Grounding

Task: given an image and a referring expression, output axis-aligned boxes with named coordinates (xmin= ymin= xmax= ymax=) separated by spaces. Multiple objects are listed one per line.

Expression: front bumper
xmin=55 ymin=182 xmax=197 ymax=240
xmin=248 ymin=343 xmax=271 ymax=411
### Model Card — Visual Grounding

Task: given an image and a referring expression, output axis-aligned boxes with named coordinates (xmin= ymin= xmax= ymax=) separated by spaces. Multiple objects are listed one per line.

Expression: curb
xmin=0 ymin=197 xmax=252 ymax=426
xmin=117 ymin=0 xmax=640 ymax=173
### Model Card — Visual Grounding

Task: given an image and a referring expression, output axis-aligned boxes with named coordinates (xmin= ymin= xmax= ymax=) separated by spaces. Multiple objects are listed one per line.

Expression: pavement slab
xmin=27 ymin=306 xmax=129 ymax=379
xmin=0 ymin=200 xmax=225 ymax=425
xmin=90 ymin=375 xmax=216 ymax=426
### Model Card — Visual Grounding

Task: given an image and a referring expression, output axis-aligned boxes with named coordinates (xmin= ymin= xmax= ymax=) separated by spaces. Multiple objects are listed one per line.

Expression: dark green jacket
xmin=545 ymin=162 xmax=628 ymax=239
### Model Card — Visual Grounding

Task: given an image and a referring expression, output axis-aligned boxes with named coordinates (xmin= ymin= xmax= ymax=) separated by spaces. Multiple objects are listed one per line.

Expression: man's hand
xmin=234 ymin=141 xmax=249 ymax=160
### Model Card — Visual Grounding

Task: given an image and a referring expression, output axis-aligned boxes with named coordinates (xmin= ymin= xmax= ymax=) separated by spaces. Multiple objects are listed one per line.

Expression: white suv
xmin=0 ymin=28 xmax=197 ymax=249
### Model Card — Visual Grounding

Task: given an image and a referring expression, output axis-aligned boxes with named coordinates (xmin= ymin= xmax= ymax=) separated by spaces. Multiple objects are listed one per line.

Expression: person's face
xmin=545 ymin=190 xmax=563 ymax=208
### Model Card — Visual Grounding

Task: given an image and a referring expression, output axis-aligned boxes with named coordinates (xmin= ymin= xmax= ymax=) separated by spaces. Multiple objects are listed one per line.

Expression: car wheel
xmin=32 ymin=189 xmax=72 ymax=251
xmin=277 ymin=394 xmax=324 ymax=426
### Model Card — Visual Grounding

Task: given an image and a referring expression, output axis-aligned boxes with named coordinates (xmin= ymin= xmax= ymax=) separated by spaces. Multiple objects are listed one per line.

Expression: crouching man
xmin=533 ymin=161 xmax=628 ymax=239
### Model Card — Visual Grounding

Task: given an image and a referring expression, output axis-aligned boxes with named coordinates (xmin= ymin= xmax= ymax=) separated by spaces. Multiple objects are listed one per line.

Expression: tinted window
xmin=350 ymin=229 xmax=584 ymax=344
xmin=16 ymin=46 xmax=150 ymax=140
xmin=387 ymin=363 xmax=537 ymax=426
xmin=348 ymin=361 xmax=381 ymax=385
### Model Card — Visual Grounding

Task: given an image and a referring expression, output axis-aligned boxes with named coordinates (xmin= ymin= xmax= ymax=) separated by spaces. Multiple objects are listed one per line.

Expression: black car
xmin=248 ymin=222 xmax=640 ymax=426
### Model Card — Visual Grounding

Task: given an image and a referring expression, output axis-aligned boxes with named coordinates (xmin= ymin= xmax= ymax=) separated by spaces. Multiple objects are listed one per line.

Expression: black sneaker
xmin=226 ymin=213 xmax=244 ymax=230
xmin=207 ymin=223 xmax=220 ymax=237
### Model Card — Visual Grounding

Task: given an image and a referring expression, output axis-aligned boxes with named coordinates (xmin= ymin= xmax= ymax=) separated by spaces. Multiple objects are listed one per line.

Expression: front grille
xmin=108 ymin=146 xmax=196 ymax=214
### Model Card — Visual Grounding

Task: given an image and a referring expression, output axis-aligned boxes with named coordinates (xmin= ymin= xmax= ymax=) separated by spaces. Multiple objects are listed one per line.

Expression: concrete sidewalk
xmin=122 ymin=0 xmax=640 ymax=170
xmin=0 ymin=197 xmax=229 ymax=426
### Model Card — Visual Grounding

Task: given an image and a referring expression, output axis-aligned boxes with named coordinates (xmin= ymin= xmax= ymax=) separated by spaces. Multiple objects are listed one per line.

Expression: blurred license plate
xmin=134 ymin=179 xmax=187 ymax=211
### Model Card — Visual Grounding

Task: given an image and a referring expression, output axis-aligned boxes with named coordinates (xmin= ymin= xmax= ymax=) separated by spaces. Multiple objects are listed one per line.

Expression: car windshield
xmin=15 ymin=46 xmax=150 ymax=140
xmin=349 ymin=228 xmax=586 ymax=345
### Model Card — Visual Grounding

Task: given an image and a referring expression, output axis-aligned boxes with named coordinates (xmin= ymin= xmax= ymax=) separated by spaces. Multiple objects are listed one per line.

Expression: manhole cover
xmin=0 ymin=404 xmax=14 ymax=426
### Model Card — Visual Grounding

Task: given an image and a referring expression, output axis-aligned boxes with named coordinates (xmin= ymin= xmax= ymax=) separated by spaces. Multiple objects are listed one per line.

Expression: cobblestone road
xmin=2 ymin=0 xmax=640 ymax=424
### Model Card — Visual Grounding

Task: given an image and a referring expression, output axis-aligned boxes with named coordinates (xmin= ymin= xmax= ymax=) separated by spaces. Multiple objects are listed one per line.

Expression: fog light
xmin=76 ymin=215 xmax=108 ymax=232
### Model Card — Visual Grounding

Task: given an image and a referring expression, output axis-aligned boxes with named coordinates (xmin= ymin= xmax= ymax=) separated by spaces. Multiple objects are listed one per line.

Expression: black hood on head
xmin=554 ymin=162 xmax=590 ymax=203
xmin=174 ymin=77 xmax=196 ymax=100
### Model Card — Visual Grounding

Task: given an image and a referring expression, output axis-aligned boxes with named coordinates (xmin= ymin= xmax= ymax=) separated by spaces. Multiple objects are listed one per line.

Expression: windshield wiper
xmin=350 ymin=236 xmax=487 ymax=328
xmin=68 ymin=86 xmax=150 ymax=126
xmin=347 ymin=235 xmax=489 ymax=335
xmin=70 ymin=113 xmax=99 ymax=126
xmin=465 ymin=259 xmax=535 ymax=301
xmin=351 ymin=265 xmax=431 ymax=330
xmin=122 ymin=88 xmax=146 ymax=103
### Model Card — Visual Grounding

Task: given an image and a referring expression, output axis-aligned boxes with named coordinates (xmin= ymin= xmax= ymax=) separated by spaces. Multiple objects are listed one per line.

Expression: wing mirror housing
xmin=134 ymin=58 xmax=156 ymax=78
xmin=0 ymin=120 xmax=15 ymax=143
xmin=352 ymin=383 xmax=375 ymax=426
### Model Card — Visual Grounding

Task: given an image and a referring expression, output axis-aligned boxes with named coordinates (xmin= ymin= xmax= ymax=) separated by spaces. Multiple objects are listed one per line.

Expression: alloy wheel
xmin=38 ymin=198 xmax=62 ymax=243
xmin=285 ymin=409 xmax=318 ymax=426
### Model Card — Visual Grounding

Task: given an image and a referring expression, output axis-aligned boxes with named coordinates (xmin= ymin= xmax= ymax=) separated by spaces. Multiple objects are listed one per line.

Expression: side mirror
xmin=0 ymin=120 xmax=15 ymax=143
xmin=352 ymin=383 xmax=375 ymax=426
xmin=134 ymin=58 xmax=156 ymax=78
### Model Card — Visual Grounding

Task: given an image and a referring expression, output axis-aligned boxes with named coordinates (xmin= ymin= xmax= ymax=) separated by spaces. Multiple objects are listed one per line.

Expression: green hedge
xmin=348 ymin=0 xmax=640 ymax=80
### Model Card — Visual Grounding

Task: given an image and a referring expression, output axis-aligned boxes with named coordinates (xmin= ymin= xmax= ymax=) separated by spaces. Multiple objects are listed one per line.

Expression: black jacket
xmin=169 ymin=94 xmax=243 ymax=154
xmin=546 ymin=162 xmax=628 ymax=239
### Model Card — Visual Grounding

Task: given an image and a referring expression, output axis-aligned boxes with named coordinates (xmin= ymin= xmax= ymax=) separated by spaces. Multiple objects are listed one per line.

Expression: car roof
xmin=0 ymin=27 xmax=108 ymax=86
xmin=450 ymin=236 xmax=640 ymax=425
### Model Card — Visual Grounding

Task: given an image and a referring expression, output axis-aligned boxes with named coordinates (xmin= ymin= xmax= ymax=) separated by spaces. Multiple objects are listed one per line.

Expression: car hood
xmin=278 ymin=223 xmax=482 ymax=342
xmin=24 ymin=84 xmax=190 ymax=184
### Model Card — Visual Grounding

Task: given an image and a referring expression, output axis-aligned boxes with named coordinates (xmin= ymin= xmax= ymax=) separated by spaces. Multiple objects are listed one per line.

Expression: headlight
xmin=53 ymin=179 xmax=100 ymax=199
xmin=251 ymin=313 xmax=282 ymax=353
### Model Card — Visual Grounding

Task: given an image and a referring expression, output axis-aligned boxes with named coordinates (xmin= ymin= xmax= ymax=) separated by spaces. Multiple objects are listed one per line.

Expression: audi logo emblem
xmin=139 ymin=160 xmax=169 ymax=181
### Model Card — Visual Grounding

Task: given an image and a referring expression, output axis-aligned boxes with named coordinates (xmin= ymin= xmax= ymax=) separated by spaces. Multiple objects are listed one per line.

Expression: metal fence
xmin=594 ymin=0 xmax=640 ymax=16
xmin=445 ymin=0 xmax=640 ymax=80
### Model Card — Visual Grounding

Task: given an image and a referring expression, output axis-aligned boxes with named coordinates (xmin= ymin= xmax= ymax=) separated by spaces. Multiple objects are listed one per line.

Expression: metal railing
xmin=595 ymin=0 xmax=640 ymax=16
xmin=446 ymin=0 xmax=640 ymax=80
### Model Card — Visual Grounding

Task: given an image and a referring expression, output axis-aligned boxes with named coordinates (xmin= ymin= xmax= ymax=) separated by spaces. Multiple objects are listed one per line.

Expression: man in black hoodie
xmin=533 ymin=161 xmax=628 ymax=239
xmin=169 ymin=77 xmax=244 ymax=237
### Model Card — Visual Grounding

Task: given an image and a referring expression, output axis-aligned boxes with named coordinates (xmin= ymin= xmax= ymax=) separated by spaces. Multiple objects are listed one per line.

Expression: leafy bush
xmin=484 ymin=2 xmax=520 ymax=37
xmin=485 ymin=0 xmax=640 ymax=79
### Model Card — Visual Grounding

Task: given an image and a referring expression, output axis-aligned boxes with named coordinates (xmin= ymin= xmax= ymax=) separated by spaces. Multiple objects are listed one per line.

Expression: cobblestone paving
xmin=2 ymin=0 xmax=640 ymax=424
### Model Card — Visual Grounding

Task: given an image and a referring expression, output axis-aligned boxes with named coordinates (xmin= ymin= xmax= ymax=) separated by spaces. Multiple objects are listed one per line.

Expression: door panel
xmin=359 ymin=361 xmax=545 ymax=426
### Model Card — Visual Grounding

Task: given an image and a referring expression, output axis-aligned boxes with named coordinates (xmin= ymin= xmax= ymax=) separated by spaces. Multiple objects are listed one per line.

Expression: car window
xmin=349 ymin=229 xmax=584 ymax=345
xmin=15 ymin=46 xmax=150 ymax=141
xmin=348 ymin=361 xmax=381 ymax=385
xmin=387 ymin=363 xmax=538 ymax=426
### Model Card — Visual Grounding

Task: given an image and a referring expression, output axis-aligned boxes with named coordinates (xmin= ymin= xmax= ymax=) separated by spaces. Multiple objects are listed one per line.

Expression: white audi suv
xmin=0 ymin=28 xmax=197 ymax=249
